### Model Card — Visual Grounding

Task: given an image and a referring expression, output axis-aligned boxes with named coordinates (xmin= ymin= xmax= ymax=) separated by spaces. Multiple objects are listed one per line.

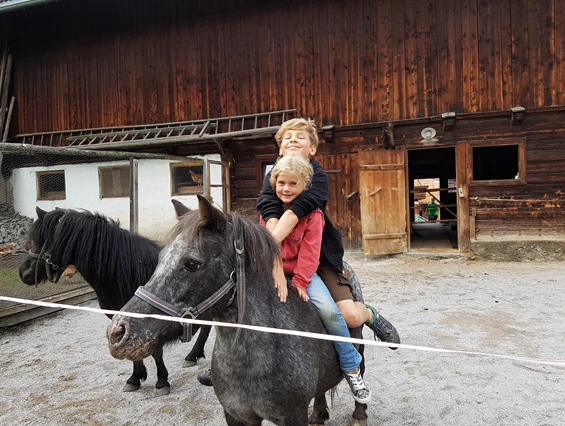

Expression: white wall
xmin=10 ymin=154 xmax=224 ymax=242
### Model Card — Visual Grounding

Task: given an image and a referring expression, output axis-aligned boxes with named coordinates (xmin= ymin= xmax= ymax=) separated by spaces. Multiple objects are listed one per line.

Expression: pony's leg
xmin=224 ymin=410 xmax=262 ymax=426
xmin=351 ymin=402 xmax=368 ymax=426
xmin=152 ymin=345 xmax=171 ymax=396
xmin=351 ymin=342 xmax=368 ymax=426
xmin=123 ymin=360 xmax=147 ymax=392
xmin=308 ymin=394 xmax=330 ymax=425
xmin=183 ymin=324 xmax=212 ymax=367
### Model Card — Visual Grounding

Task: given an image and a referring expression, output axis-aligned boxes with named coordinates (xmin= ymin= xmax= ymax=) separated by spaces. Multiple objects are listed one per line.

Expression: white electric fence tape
xmin=2 ymin=295 xmax=564 ymax=366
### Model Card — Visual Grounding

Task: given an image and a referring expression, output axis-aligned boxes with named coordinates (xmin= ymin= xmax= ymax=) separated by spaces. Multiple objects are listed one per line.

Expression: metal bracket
xmin=441 ymin=112 xmax=456 ymax=131
xmin=511 ymin=107 xmax=525 ymax=126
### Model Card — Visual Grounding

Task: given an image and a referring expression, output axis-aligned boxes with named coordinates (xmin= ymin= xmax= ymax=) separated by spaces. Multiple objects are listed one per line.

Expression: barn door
xmin=358 ymin=149 xmax=408 ymax=255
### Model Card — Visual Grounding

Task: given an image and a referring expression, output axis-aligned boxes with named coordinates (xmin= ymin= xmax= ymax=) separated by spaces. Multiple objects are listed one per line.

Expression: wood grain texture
xmin=4 ymin=0 xmax=565 ymax=134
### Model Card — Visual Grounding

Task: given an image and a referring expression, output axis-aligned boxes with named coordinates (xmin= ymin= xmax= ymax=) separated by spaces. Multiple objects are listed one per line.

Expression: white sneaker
xmin=343 ymin=368 xmax=371 ymax=403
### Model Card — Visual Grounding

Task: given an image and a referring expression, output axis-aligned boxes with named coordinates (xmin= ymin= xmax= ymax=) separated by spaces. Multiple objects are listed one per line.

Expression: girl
xmin=262 ymin=155 xmax=371 ymax=404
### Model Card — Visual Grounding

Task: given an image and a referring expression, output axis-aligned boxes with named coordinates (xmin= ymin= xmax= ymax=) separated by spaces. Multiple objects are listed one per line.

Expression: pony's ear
xmin=197 ymin=195 xmax=227 ymax=231
xmin=36 ymin=206 xmax=47 ymax=220
xmin=171 ymin=199 xmax=191 ymax=219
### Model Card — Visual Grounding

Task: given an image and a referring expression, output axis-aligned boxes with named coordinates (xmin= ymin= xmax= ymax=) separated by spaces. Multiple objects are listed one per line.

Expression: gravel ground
xmin=1 ymin=254 xmax=564 ymax=426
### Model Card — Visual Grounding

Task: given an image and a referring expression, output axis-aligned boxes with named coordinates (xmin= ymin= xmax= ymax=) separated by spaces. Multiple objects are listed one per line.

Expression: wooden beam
xmin=456 ymin=142 xmax=470 ymax=251
xmin=0 ymin=53 xmax=12 ymax=135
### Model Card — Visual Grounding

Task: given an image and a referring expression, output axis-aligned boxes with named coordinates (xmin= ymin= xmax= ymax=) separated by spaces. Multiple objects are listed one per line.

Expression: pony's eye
xmin=184 ymin=259 xmax=201 ymax=272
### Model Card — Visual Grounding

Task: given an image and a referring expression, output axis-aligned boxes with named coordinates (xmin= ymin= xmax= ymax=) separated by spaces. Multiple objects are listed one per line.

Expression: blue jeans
xmin=306 ymin=273 xmax=362 ymax=373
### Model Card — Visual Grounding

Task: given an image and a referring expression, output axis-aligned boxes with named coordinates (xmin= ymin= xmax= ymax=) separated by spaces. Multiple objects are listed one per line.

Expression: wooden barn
xmin=1 ymin=0 xmax=564 ymax=259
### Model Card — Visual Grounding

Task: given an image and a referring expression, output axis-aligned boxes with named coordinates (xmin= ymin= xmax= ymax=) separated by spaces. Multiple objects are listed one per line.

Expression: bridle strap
xmin=234 ymin=240 xmax=246 ymax=326
xmin=27 ymin=241 xmax=60 ymax=285
xmin=134 ymin=271 xmax=237 ymax=343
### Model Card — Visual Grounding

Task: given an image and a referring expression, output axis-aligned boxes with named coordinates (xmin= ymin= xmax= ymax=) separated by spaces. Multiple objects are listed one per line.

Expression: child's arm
xmin=269 ymin=161 xmax=329 ymax=243
xmin=269 ymin=210 xmax=299 ymax=243
xmin=291 ymin=211 xmax=325 ymax=302
xmin=257 ymin=160 xmax=329 ymax=226
xmin=260 ymin=215 xmax=288 ymax=302
xmin=288 ymin=162 xmax=329 ymax=219
xmin=256 ymin=171 xmax=284 ymax=224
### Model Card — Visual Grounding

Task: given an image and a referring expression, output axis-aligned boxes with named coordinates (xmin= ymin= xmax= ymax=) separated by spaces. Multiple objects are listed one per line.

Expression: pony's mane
xmin=230 ymin=213 xmax=281 ymax=277
xmin=168 ymin=209 xmax=280 ymax=278
xmin=29 ymin=208 xmax=66 ymax=248
xmin=40 ymin=208 xmax=161 ymax=305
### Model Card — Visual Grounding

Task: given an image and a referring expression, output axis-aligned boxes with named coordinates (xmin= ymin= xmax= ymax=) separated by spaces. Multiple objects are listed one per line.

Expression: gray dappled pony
xmin=107 ymin=195 xmax=369 ymax=425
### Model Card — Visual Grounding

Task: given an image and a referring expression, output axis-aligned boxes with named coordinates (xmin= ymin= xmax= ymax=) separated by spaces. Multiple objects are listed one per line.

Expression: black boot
xmin=197 ymin=368 xmax=213 ymax=386
xmin=365 ymin=304 xmax=400 ymax=350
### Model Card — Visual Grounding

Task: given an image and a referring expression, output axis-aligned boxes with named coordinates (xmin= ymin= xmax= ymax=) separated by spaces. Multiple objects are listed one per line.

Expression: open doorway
xmin=408 ymin=148 xmax=458 ymax=252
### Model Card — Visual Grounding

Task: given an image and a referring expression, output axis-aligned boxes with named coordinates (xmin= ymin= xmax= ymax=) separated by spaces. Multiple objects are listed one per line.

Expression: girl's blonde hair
xmin=274 ymin=118 xmax=319 ymax=148
xmin=269 ymin=155 xmax=313 ymax=190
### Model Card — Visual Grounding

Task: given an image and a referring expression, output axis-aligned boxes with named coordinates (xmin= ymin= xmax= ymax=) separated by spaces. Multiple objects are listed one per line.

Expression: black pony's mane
xmin=35 ymin=208 xmax=162 ymax=307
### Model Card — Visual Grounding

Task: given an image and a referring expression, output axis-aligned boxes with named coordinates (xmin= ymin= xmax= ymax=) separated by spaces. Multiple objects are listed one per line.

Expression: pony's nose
xmin=107 ymin=321 xmax=126 ymax=346
xmin=18 ymin=266 xmax=35 ymax=286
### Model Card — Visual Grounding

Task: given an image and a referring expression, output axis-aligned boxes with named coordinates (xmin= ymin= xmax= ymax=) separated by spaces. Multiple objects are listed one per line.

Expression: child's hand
xmin=272 ymin=261 xmax=288 ymax=303
xmin=297 ymin=287 xmax=310 ymax=302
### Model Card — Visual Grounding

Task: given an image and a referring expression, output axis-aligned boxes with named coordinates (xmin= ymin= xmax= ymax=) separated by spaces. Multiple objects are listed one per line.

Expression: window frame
xmin=36 ymin=170 xmax=66 ymax=201
xmin=170 ymin=160 xmax=205 ymax=196
xmin=98 ymin=165 xmax=131 ymax=199
xmin=255 ymin=154 xmax=279 ymax=191
xmin=466 ymin=138 xmax=526 ymax=187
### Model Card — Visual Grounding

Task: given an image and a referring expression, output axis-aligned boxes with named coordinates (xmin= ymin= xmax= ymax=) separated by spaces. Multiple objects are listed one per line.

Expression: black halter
xmin=27 ymin=241 xmax=60 ymax=285
xmin=134 ymin=239 xmax=246 ymax=343
xmin=27 ymin=211 xmax=69 ymax=285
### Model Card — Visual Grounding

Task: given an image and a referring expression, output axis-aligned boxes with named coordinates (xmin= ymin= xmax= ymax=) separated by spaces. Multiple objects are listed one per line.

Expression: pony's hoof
xmin=154 ymin=386 xmax=171 ymax=396
xmin=123 ymin=383 xmax=140 ymax=392
xmin=351 ymin=418 xmax=367 ymax=426
xmin=183 ymin=359 xmax=197 ymax=368
xmin=307 ymin=413 xmax=327 ymax=425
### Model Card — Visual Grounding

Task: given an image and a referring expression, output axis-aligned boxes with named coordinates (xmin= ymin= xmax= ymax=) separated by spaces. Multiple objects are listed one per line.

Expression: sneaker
xmin=197 ymin=368 xmax=213 ymax=386
xmin=366 ymin=304 xmax=400 ymax=350
xmin=343 ymin=368 xmax=371 ymax=404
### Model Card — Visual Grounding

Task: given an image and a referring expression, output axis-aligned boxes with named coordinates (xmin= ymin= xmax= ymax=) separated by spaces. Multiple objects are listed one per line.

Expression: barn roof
xmin=0 ymin=0 xmax=60 ymax=14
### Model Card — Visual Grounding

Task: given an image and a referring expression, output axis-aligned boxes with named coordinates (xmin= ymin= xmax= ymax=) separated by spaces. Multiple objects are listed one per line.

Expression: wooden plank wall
xmin=230 ymin=106 xmax=565 ymax=249
xmin=318 ymin=154 xmax=362 ymax=250
xmin=468 ymin=129 xmax=565 ymax=240
xmin=2 ymin=0 xmax=565 ymax=135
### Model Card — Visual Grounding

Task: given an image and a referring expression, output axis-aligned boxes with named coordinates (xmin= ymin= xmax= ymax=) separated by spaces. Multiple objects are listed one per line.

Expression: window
xmin=99 ymin=165 xmax=130 ymax=198
xmin=468 ymin=139 xmax=526 ymax=185
xmin=171 ymin=160 xmax=204 ymax=195
xmin=37 ymin=170 xmax=66 ymax=200
xmin=255 ymin=154 xmax=279 ymax=191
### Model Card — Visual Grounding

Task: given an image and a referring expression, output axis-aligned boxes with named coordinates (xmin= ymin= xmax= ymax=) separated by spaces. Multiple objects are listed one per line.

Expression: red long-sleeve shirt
xmin=260 ymin=209 xmax=325 ymax=292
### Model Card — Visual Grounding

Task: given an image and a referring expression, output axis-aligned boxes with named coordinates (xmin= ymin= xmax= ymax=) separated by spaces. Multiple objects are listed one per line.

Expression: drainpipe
xmin=0 ymin=0 xmax=61 ymax=15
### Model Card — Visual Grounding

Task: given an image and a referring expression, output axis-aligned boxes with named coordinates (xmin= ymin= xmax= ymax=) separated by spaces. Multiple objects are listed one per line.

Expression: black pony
xmin=18 ymin=204 xmax=212 ymax=395
xmin=107 ymin=196 xmax=369 ymax=425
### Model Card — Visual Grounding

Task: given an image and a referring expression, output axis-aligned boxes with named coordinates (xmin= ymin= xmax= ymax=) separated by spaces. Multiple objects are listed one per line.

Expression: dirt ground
xmin=1 ymin=253 xmax=564 ymax=426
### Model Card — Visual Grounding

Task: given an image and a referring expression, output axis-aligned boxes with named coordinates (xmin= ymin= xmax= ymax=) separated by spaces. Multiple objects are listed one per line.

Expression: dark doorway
xmin=408 ymin=148 xmax=458 ymax=252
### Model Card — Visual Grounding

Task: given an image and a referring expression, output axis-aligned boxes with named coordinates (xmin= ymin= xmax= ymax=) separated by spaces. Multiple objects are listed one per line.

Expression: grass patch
xmin=0 ymin=268 xmax=23 ymax=291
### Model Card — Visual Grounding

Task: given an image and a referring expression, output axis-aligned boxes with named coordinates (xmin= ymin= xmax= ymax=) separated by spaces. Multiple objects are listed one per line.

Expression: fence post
xmin=129 ymin=158 xmax=138 ymax=233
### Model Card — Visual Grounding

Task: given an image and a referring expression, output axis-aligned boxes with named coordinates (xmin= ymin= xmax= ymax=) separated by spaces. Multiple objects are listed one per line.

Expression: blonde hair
xmin=269 ymin=155 xmax=313 ymax=190
xmin=274 ymin=118 xmax=319 ymax=149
